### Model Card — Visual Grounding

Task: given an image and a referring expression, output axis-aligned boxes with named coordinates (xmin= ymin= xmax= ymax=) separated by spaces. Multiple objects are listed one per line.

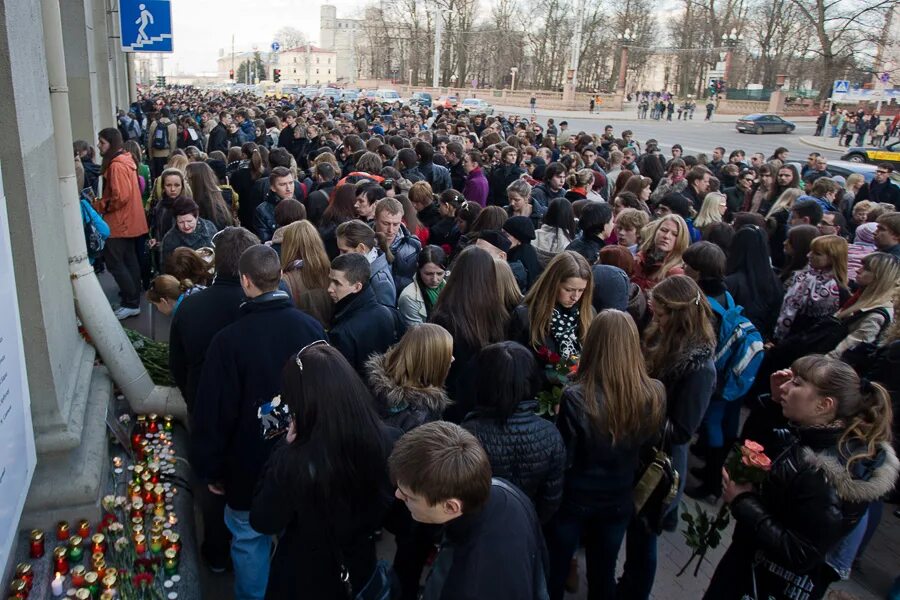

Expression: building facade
xmin=319 ymin=4 xmax=360 ymax=83
xmin=276 ymin=45 xmax=338 ymax=86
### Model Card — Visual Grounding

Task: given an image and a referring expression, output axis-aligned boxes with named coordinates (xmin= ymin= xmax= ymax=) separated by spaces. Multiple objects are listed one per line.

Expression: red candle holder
xmin=14 ymin=563 xmax=34 ymax=590
xmin=148 ymin=414 xmax=159 ymax=433
xmin=91 ymin=533 xmax=106 ymax=554
xmin=29 ymin=530 xmax=45 ymax=559
xmin=134 ymin=534 xmax=147 ymax=554
xmin=52 ymin=546 xmax=69 ymax=575
xmin=71 ymin=565 xmax=87 ymax=587
xmin=55 ymin=521 xmax=70 ymax=542
xmin=76 ymin=519 xmax=90 ymax=539
xmin=131 ymin=432 xmax=143 ymax=452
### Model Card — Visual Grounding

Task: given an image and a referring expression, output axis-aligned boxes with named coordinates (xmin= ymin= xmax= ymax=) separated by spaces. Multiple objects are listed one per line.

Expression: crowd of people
xmin=80 ymin=85 xmax=900 ymax=600
xmin=814 ymin=108 xmax=900 ymax=146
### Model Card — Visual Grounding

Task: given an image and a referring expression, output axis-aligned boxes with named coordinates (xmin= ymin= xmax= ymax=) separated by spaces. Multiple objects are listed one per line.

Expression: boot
xmin=686 ymin=446 xmax=727 ymax=502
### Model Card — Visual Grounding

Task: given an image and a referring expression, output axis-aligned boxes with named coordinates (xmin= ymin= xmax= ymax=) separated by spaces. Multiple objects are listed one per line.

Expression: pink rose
xmin=744 ymin=440 xmax=765 ymax=453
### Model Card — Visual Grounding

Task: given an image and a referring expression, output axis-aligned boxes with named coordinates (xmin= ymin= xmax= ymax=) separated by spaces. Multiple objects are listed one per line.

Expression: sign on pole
xmin=120 ymin=0 xmax=173 ymax=53
xmin=832 ymin=80 xmax=850 ymax=94
xmin=271 ymin=41 xmax=281 ymax=52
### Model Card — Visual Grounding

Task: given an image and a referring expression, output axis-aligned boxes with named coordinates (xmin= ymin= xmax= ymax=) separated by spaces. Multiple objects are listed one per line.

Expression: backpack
xmin=707 ymin=292 xmax=765 ymax=402
xmin=151 ymin=123 xmax=170 ymax=150
xmin=80 ymin=198 xmax=107 ymax=260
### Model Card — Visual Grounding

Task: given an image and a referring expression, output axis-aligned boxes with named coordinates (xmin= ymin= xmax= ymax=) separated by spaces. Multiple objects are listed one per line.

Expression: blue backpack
xmin=707 ymin=292 xmax=765 ymax=402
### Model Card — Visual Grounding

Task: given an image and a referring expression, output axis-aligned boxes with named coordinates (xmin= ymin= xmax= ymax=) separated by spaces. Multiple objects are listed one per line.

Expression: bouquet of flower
xmin=678 ymin=440 xmax=772 ymax=577
xmin=535 ymin=346 xmax=579 ymax=417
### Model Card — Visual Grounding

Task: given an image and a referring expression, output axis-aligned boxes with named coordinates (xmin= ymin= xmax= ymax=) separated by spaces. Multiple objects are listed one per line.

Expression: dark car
xmin=735 ymin=114 xmax=796 ymax=134
xmin=841 ymin=140 xmax=900 ymax=167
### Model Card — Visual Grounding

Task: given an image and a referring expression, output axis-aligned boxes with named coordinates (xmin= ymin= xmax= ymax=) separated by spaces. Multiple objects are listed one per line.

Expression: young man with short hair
xmin=789 ymin=198 xmax=825 ymax=227
xmin=327 ymin=253 xmax=403 ymax=374
xmin=191 ymin=245 xmax=326 ymax=598
xmin=254 ymin=166 xmax=295 ymax=242
xmin=354 ymin=183 xmax=386 ymax=223
xmin=874 ymin=212 xmax=900 ymax=257
xmin=374 ymin=197 xmax=422 ymax=292
xmin=389 ymin=421 xmax=550 ymax=599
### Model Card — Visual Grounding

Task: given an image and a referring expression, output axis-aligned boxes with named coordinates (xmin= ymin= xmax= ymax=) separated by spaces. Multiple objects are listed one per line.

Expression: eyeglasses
xmin=876 ymin=170 xmax=889 ymax=175
xmin=294 ymin=340 xmax=329 ymax=370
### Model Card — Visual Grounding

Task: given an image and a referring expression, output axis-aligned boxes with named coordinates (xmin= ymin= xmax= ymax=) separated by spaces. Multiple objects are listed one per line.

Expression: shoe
xmin=114 ymin=306 xmax=141 ymax=320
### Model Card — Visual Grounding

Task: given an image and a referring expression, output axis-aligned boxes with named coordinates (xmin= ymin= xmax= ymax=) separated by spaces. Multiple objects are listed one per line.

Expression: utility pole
xmin=349 ymin=22 xmax=357 ymax=85
xmin=231 ymin=34 xmax=235 ymax=82
xmin=432 ymin=11 xmax=443 ymax=88
xmin=569 ymin=0 xmax=586 ymax=89
xmin=306 ymin=42 xmax=311 ymax=86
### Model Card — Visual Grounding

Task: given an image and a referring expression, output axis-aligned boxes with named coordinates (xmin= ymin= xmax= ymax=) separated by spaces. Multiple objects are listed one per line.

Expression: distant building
xmin=276 ymin=45 xmax=338 ymax=86
xmin=319 ymin=5 xmax=361 ymax=83
xmin=319 ymin=4 xmax=412 ymax=83
xmin=216 ymin=51 xmax=272 ymax=81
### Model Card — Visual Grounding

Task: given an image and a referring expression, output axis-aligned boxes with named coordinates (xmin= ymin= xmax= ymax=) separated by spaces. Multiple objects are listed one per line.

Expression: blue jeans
xmin=701 ymin=400 xmax=741 ymax=448
xmin=224 ymin=505 xmax=271 ymax=600
xmin=546 ymin=499 xmax=631 ymax=600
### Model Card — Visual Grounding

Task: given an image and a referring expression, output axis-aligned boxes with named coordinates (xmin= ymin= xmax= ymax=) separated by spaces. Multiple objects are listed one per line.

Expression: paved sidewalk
xmin=799 ymin=135 xmax=853 ymax=153
xmin=492 ymin=104 xmax=817 ymax=123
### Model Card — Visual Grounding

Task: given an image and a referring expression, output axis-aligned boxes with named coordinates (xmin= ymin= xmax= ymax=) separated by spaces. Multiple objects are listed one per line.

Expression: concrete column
xmin=61 ymin=0 xmax=101 ymax=144
xmin=91 ymin=0 xmax=114 ymax=123
xmin=107 ymin=0 xmax=129 ymax=110
xmin=0 ymin=0 xmax=109 ymax=530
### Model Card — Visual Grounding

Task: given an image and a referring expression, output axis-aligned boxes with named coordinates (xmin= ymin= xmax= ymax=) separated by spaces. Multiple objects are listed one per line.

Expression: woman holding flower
xmin=705 ymin=355 xmax=899 ymax=600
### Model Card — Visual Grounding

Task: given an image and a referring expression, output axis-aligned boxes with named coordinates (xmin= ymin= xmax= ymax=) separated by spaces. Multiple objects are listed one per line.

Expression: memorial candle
xmin=71 ymin=566 xmax=86 ymax=588
xmin=83 ymin=572 xmax=99 ymax=597
xmin=90 ymin=533 xmax=106 ymax=554
xmin=50 ymin=573 xmax=64 ymax=597
xmin=163 ymin=414 xmax=173 ymax=431
xmin=14 ymin=563 xmax=34 ymax=591
xmin=150 ymin=534 xmax=163 ymax=554
xmin=67 ymin=536 xmax=84 ymax=562
xmin=56 ymin=522 xmax=70 ymax=542
xmin=76 ymin=519 xmax=90 ymax=539
xmin=163 ymin=548 xmax=178 ymax=576
xmin=29 ymin=530 xmax=45 ymax=558
xmin=53 ymin=547 xmax=69 ymax=575
xmin=134 ymin=534 xmax=147 ymax=554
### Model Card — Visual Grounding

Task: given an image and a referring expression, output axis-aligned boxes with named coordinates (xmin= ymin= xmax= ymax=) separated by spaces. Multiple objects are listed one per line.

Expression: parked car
xmin=842 ymin=140 xmax=900 ymax=167
xmin=787 ymin=159 xmax=900 ymax=185
xmin=340 ymin=89 xmax=360 ymax=101
xmin=436 ymin=95 xmax=459 ymax=109
xmin=408 ymin=92 xmax=433 ymax=108
xmin=735 ymin=114 xmax=796 ymax=134
xmin=374 ymin=89 xmax=403 ymax=104
xmin=460 ymin=98 xmax=494 ymax=115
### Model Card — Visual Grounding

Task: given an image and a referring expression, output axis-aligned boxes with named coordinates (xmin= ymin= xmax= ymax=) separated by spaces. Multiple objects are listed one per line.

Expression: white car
xmin=374 ymin=89 xmax=403 ymax=104
xmin=460 ymin=98 xmax=494 ymax=115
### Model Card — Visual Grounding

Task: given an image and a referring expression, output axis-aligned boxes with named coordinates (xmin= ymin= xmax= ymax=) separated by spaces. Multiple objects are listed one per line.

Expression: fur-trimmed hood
xmin=365 ymin=353 xmax=452 ymax=414
xmin=656 ymin=341 xmax=715 ymax=383
xmin=802 ymin=442 xmax=900 ymax=504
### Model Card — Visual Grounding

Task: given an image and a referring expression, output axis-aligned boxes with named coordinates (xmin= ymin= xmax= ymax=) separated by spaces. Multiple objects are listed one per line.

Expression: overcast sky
xmin=166 ymin=0 xmax=361 ymax=74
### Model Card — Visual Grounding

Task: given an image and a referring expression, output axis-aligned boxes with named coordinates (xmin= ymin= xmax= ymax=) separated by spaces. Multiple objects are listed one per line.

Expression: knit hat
xmin=854 ymin=221 xmax=878 ymax=245
xmin=591 ymin=265 xmax=629 ymax=312
xmin=503 ymin=216 xmax=536 ymax=243
xmin=659 ymin=193 xmax=693 ymax=219
xmin=478 ymin=229 xmax=512 ymax=253
xmin=206 ymin=159 xmax=227 ymax=182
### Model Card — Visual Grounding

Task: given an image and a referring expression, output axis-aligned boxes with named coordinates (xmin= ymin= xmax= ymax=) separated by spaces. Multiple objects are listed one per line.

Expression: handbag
xmin=632 ymin=424 xmax=679 ymax=534
xmin=330 ymin=527 xmax=397 ymax=600
xmin=80 ymin=198 xmax=107 ymax=260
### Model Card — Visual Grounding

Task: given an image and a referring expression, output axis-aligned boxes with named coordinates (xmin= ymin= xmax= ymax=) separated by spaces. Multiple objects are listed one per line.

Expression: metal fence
xmin=725 ymin=88 xmax=820 ymax=101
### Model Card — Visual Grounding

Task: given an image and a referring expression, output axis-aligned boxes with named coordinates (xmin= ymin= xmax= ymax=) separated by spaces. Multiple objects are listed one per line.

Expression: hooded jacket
xmin=98 ymin=152 xmax=148 ymax=238
xmin=463 ymin=167 xmax=489 ymax=207
xmin=366 ymin=352 xmax=451 ymax=432
xmin=530 ymin=182 xmax=565 ymax=211
xmin=389 ymin=224 xmax=423 ymax=296
xmin=330 ymin=285 xmax=403 ymax=375
xmin=254 ymin=190 xmax=284 ymax=242
xmin=369 ymin=251 xmax=398 ymax=307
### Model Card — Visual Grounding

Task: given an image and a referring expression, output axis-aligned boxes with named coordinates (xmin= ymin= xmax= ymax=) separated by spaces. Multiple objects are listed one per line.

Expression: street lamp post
xmin=721 ymin=27 xmax=743 ymax=99
xmin=409 ymin=68 xmax=413 ymax=86
xmin=616 ymin=28 xmax=636 ymax=94
xmin=510 ymin=67 xmax=518 ymax=91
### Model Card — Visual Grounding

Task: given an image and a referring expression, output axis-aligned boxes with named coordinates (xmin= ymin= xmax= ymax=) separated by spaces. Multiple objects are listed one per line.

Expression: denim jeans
xmin=546 ymin=500 xmax=632 ymax=600
xmin=224 ymin=505 xmax=271 ymax=600
xmin=700 ymin=399 xmax=742 ymax=448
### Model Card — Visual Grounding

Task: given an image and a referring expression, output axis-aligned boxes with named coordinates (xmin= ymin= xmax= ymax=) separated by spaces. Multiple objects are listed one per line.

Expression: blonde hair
xmin=566 ymin=168 xmax=595 ymax=189
xmin=845 ymin=173 xmax=865 ymax=191
xmin=639 ymin=214 xmax=690 ymax=280
xmin=147 ymin=275 xmax=193 ymax=303
xmin=382 ymin=324 xmax=454 ymax=390
xmin=522 ymin=252 xmax=594 ymax=350
xmin=615 ymin=208 xmax=649 ymax=233
xmin=494 ymin=259 xmax=523 ymax=314
xmin=644 ymin=275 xmax=716 ymax=376
xmin=281 ymin=220 xmax=331 ymax=302
xmin=694 ymin=192 xmax=725 ymax=229
xmin=153 ymin=168 xmax=193 ymax=206
xmin=809 ymin=234 xmax=849 ymax=288
xmin=766 ymin=188 xmax=802 ymax=219
xmin=575 ymin=310 xmax=665 ymax=444
xmin=166 ymin=154 xmax=189 ymax=173
xmin=836 ymin=252 xmax=900 ymax=319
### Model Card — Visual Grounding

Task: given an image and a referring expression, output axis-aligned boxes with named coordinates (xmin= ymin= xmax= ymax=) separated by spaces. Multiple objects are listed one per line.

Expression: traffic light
xmin=716 ymin=80 xmax=725 ymax=93
xmin=229 ymin=69 xmax=234 ymax=80
xmin=156 ymin=75 xmax=166 ymax=87
xmin=273 ymin=69 xmax=281 ymax=83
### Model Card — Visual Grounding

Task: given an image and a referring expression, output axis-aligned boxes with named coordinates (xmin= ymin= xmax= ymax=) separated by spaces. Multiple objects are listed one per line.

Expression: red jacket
xmin=96 ymin=152 xmax=148 ymax=238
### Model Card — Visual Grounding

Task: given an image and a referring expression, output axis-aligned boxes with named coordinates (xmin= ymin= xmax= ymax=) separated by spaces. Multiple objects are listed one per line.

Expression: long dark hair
xmin=543 ymin=197 xmax=577 ymax=240
xmin=727 ymin=225 xmax=783 ymax=305
xmin=321 ymin=183 xmax=358 ymax=227
xmin=474 ymin=341 xmax=540 ymax=424
xmin=416 ymin=245 xmax=448 ymax=317
xmin=274 ymin=344 xmax=390 ymax=512
xmin=99 ymin=128 xmax=125 ymax=176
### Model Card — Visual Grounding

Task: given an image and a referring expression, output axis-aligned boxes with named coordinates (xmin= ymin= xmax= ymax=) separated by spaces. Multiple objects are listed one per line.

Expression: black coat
xmin=507 ymin=244 xmax=543 ymax=292
xmin=168 ymin=276 xmax=245 ymax=409
xmin=488 ymin=163 xmax=526 ymax=206
xmin=206 ymin=123 xmax=229 ymax=154
xmin=449 ymin=160 xmax=467 ymax=192
xmin=423 ymin=479 xmax=550 ymax=600
xmin=329 ymin=286 xmax=403 ymax=375
xmin=462 ymin=400 xmax=565 ymax=522
xmin=190 ymin=291 xmax=327 ymax=510
xmin=656 ymin=345 xmax=716 ymax=446
xmin=417 ymin=201 xmax=442 ymax=230
xmin=250 ymin=428 xmax=399 ymax=600
xmin=725 ymin=270 xmax=784 ymax=339
xmin=366 ymin=352 xmax=451 ymax=432
xmin=705 ymin=428 xmax=898 ymax=600
xmin=565 ymin=235 xmax=605 ymax=265
xmin=556 ymin=383 xmax=663 ymax=511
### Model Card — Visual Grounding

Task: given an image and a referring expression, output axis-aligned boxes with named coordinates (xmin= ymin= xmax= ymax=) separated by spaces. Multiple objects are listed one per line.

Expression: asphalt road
xmin=491 ymin=104 xmax=844 ymax=161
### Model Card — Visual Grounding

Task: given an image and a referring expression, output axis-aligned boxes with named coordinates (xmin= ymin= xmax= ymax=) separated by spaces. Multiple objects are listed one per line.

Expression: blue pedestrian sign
xmin=271 ymin=41 xmax=281 ymax=52
xmin=120 ymin=0 xmax=173 ymax=53
xmin=832 ymin=80 xmax=850 ymax=94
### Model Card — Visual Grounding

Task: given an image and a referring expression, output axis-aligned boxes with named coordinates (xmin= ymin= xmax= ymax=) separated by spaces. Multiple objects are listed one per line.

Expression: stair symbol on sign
xmin=126 ymin=33 xmax=172 ymax=50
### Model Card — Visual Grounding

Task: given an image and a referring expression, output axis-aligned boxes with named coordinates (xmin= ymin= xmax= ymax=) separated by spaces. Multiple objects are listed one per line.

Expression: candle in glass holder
xmin=67 ymin=535 xmax=84 ymax=562
xmin=53 ymin=546 xmax=69 ymax=575
xmin=132 ymin=524 xmax=144 ymax=539
xmin=163 ymin=548 xmax=178 ymax=576
xmin=84 ymin=572 xmax=99 ymax=597
xmin=132 ymin=464 xmax=144 ymax=482
xmin=29 ymin=530 xmax=45 ymax=558
xmin=100 ymin=593 xmax=115 ymax=600
xmin=134 ymin=534 xmax=147 ymax=554
xmin=75 ymin=589 xmax=90 ymax=600
xmin=142 ymin=483 xmax=154 ymax=505
xmin=76 ymin=519 xmax=90 ymax=539
xmin=8 ymin=579 xmax=27 ymax=599
xmin=149 ymin=534 xmax=164 ymax=554
xmin=130 ymin=499 xmax=144 ymax=520
xmin=165 ymin=533 xmax=181 ymax=554
xmin=136 ymin=414 xmax=147 ymax=433
xmin=167 ymin=513 xmax=178 ymax=527
xmin=153 ymin=504 xmax=166 ymax=519
xmin=148 ymin=413 xmax=159 ymax=433
xmin=90 ymin=553 xmax=105 ymax=571
xmin=101 ymin=574 xmax=117 ymax=592
xmin=56 ymin=521 xmax=70 ymax=541
xmin=130 ymin=431 xmax=143 ymax=452
xmin=163 ymin=415 xmax=174 ymax=431
xmin=71 ymin=565 xmax=87 ymax=588
xmin=14 ymin=563 xmax=34 ymax=591
xmin=90 ymin=533 xmax=106 ymax=554
xmin=51 ymin=573 xmax=65 ymax=597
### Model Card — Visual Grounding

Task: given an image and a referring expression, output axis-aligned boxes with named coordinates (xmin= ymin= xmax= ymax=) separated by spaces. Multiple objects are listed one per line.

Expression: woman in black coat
xmin=461 ymin=341 xmax=565 ymax=523
xmin=250 ymin=344 xmax=398 ymax=600
xmin=705 ymin=356 xmax=899 ymax=600
xmin=725 ymin=224 xmax=784 ymax=339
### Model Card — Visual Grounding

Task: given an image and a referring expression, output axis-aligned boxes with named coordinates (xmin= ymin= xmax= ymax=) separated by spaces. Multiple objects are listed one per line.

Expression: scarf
xmin=550 ymin=304 xmax=581 ymax=359
xmin=774 ymin=266 xmax=842 ymax=341
xmin=424 ymin=280 xmax=445 ymax=309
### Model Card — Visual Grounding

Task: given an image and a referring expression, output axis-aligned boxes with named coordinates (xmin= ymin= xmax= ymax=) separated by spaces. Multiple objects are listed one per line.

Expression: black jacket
xmin=449 ymin=160 xmax=467 ymax=192
xmin=190 ymin=291 xmax=327 ymax=510
xmin=556 ymin=383 xmax=663 ymax=511
xmin=250 ymin=427 xmax=399 ymax=600
xmin=168 ymin=275 xmax=245 ymax=409
xmin=565 ymin=235 xmax=605 ymax=265
xmin=207 ymin=123 xmax=229 ymax=154
xmin=462 ymin=400 xmax=565 ymax=522
xmin=656 ymin=344 xmax=716 ymax=446
xmin=507 ymin=244 xmax=543 ymax=292
xmin=423 ymin=479 xmax=550 ymax=600
xmin=329 ymin=286 xmax=403 ymax=375
xmin=705 ymin=428 xmax=899 ymax=599
xmin=725 ymin=269 xmax=784 ymax=339
xmin=366 ymin=352 xmax=451 ymax=432
xmin=488 ymin=163 xmax=526 ymax=206
xmin=417 ymin=201 xmax=442 ymax=230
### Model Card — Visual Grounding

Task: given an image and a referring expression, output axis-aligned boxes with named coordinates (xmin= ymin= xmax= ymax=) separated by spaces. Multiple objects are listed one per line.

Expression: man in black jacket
xmin=327 ymin=253 xmax=403 ymax=374
xmin=191 ymin=245 xmax=327 ymax=597
xmin=446 ymin=141 xmax=467 ymax=192
xmin=168 ymin=226 xmax=259 ymax=572
xmin=389 ymin=421 xmax=550 ymax=600
xmin=206 ymin=111 xmax=231 ymax=155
